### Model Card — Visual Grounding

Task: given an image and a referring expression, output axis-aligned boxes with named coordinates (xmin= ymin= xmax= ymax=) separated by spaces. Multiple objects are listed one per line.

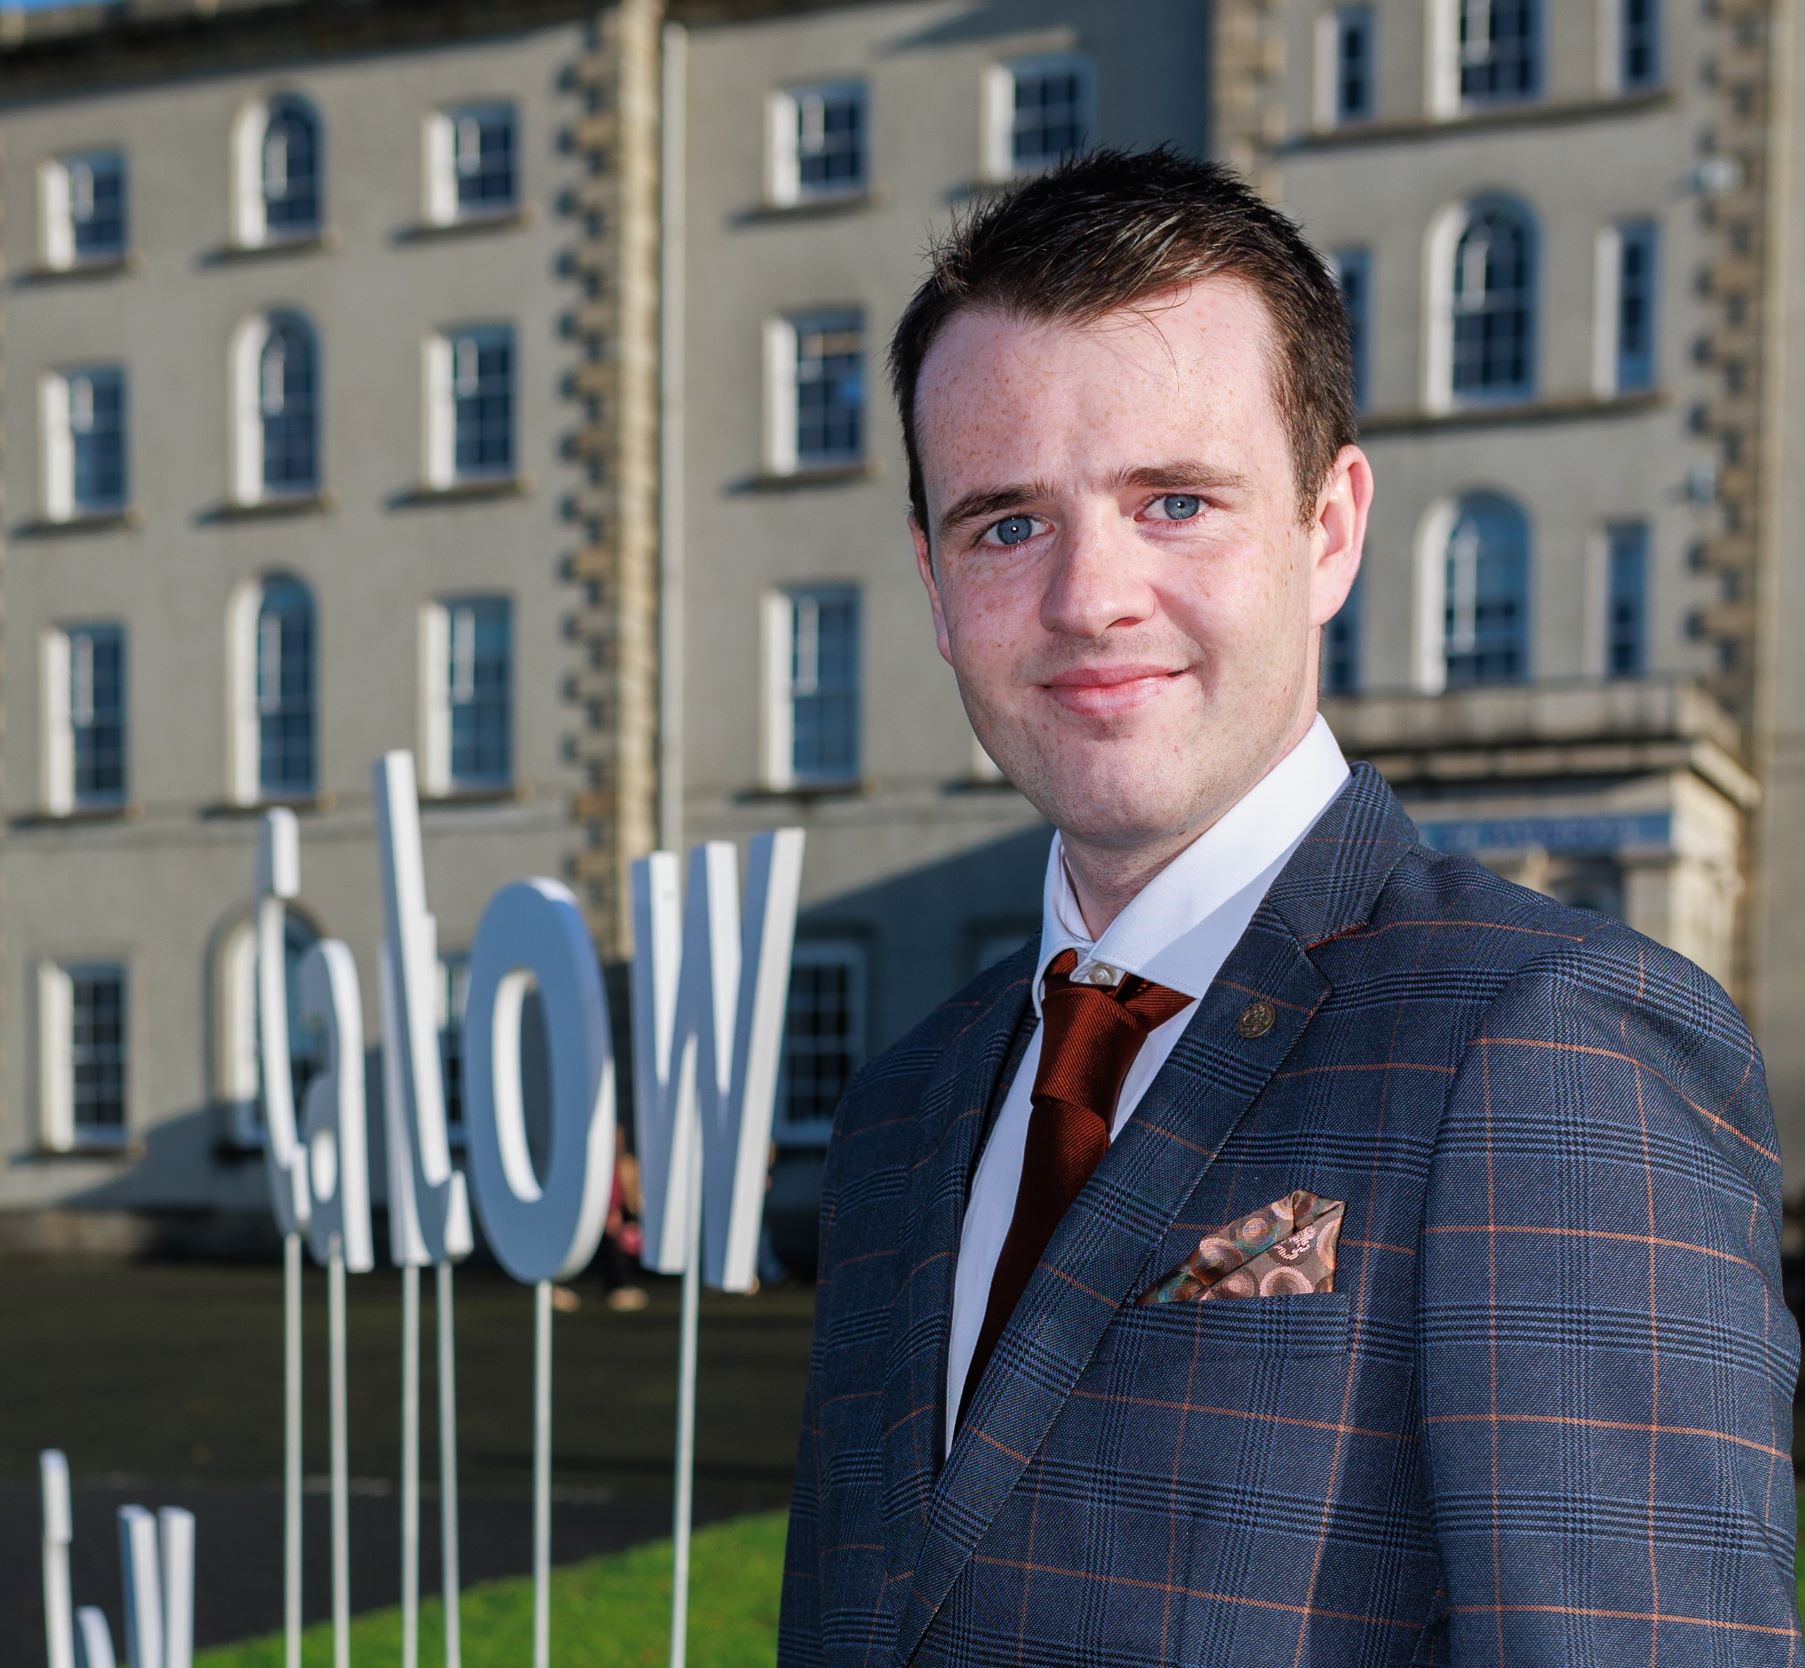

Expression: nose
xmin=1037 ymin=509 xmax=1156 ymax=640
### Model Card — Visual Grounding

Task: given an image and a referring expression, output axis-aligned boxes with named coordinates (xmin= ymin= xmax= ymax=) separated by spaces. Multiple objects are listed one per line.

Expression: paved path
xmin=1 ymin=1260 xmax=813 ymax=1649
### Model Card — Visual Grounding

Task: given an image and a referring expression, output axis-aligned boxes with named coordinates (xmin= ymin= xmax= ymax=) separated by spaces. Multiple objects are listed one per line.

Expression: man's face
xmin=910 ymin=278 xmax=1368 ymax=857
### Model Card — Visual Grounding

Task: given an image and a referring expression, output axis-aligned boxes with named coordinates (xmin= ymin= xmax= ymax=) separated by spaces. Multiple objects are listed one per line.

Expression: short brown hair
xmin=887 ymin=146 xmax=1357 ymax=533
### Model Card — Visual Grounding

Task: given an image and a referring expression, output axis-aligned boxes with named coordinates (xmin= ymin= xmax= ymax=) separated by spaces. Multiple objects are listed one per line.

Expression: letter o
xmin=462 ymin=880 xmax=616 ymax=1284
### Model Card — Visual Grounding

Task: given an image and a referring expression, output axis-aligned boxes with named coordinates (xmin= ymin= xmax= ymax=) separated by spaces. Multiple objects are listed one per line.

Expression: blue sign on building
xmin=1416 ymin=812 xmax=1671 ymax=856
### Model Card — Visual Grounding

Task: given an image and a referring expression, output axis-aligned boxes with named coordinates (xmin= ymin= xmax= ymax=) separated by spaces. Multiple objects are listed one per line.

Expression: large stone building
xmin=0 ymin=0 xmax=661 ymax=1243
xmin=6 ymin=0 xmax=1805 ymax=1249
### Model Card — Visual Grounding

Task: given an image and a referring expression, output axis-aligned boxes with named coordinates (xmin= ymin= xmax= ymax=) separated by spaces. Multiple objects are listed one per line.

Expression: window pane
xmin=449 ymin=328 xmax=515 ymax=478
xmin=452 ymin=105 xmax=518 ymax=214
xmin=1332 ymin=246 xmax=1371 ymax=411
xmin=70 ymin=965 xmax=127 ymax=1137
xmin=69 ymin=624 xmax=127 ymax=805
xmin=256 ymin=581 xmax=316 ymax=796
xmin=793 ymin=84 xmax=866 ymax=196
xmin=1323 ymin=572 xmax=1361 ymax=695
xmin=792 ymin=312 xmax=863 ymax=467
xmin=261 ymin=318 xmax=319 ymax=493
xmin=779 ymin=948 xmax=865 ymax=1138
xmin=1621 ymin=0 xmax=1661 ymax=90
xmin=446 ymin=597 xmax=512 ymax=788
xmin=1450 ymin=206 xmax=1534 ymax=399
xmin=1458 ymin=0 xmax=1541 ymax=105
xmin=67 ymin=152 xmax=126 ymax=261
xmin=1443 ymin=494 xmax=1530 ymax=687
xmin=1011 ymin=61 xmax=1089 ymax=171
xmin=67 ymin=367 xmax=127 ymax=514
xmin=1615 ymin=221 xmax=1658 ymax=394
xmin=1334 ymin=6 xmax=1376 ymax=123
xmin=785 ymin=589 xmax=859 ymax=782
xmin=263 ymin=100 xmax=321 ymax=235
xmin=1605 ymin=521 xmax=1648 ymax=677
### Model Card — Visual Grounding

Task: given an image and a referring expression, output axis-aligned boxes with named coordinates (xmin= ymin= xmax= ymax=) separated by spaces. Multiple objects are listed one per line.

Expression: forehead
xmin=911 ymin=278 xmax=1286 ymax=490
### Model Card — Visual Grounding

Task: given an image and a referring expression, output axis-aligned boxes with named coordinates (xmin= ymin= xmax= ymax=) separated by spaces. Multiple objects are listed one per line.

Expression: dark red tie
xmin=957 ymin=948 xmax=1191 ymax=1431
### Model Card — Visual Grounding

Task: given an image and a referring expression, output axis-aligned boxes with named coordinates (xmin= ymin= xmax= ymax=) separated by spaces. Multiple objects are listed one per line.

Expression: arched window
xmin=1448 ymin=200 xmax=1536 ymax=401
xmin=232 ymin=312 xmax=319 ymax=503
xmin=219 ymin=912 xmax=323 ymax=1146
xmin=234 ymin=95 xmax=321 ymax=246
xmin=252 ymin=578 xmax=316 ymax=798
xmin=1443 ymin=492 xmax=1530 ymax=687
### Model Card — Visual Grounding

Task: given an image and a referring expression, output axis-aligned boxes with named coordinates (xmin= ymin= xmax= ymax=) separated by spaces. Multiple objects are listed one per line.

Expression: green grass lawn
xmin=194 ymin=1510 xmax=788 ymax=1668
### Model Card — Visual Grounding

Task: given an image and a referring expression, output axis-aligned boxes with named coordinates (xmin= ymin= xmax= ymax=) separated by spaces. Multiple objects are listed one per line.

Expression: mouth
xmin=1040 ymin=664 xmax=1186 ymax=717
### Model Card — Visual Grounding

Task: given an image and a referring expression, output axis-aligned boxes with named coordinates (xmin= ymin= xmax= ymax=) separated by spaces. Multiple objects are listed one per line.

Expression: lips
xmin=1041 ymin=664 xmax=1184 ymax=716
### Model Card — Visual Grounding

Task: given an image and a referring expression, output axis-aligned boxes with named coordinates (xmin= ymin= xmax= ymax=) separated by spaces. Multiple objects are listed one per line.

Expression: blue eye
xmin=1152 ymin=494 xmax=1203 ymax=521
xmin=988 ymin=515 xmax=1038 ymax=546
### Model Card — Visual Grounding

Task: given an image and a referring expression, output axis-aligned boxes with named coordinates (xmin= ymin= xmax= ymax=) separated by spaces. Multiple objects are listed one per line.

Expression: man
xmin=778 ymin=148 xmax=1800 ymax=1665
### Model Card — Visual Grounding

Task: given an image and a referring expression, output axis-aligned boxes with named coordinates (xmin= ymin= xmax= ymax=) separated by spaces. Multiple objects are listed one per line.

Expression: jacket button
xmin=1236 ymin=999 xmax=1276 ymax=1039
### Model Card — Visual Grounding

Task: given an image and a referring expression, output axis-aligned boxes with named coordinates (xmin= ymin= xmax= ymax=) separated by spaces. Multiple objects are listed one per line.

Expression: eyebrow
xmin=935 ymin=458 xmax=1252 ymax=544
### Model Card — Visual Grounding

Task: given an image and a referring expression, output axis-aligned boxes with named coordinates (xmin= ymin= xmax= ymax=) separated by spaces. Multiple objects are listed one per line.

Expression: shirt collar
xmin=1032 ymin=713 xmax=1351 ymax=1015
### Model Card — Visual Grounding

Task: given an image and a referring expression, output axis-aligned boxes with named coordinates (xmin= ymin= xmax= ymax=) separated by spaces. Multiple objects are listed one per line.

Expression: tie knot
xmin=1042 ymin=947 xmax=1191 ymax=1034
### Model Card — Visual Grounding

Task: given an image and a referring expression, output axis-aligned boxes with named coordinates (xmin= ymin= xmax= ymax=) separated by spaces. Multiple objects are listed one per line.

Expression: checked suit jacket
xmin=778 ymin=762 xmax=1802 ymax=1666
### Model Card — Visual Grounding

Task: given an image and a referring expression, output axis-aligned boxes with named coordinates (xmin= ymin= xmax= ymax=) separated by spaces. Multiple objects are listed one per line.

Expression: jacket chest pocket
xmin=1059 ymin=1293 xmax=1356 ymax=1491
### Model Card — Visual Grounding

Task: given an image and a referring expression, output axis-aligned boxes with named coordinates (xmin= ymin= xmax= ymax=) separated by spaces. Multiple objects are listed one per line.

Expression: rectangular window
xmin=769 ymin=586 xmax=860 ymax=787
xmin=1323 ymin=573 xmax=1361 ymax=695
xmin=1456 ymin=0 xmax=1541 ymax=107
xmin=45 ymin=151 xmax=127 ymax=268
xmin=66 ymin=625 xmax=127 ymax=808
xmin=1331 ymin=6 xmax=1377 ymax=123
xmin=1614 ymin=220 xmax=1659 ymax=393
xmin=434 ymin=326 xmax=515 ymax=484
xmin=45 ymin=367 xmax=127 ymax=520
xmin=448 ymin=104 xmax=518 ymax=218
xmin=1331 ymin=246 xmax=1372 ymax=411
xmin=776 ymin=942 xmax=866 ymax=1145
xmin=445 ymin=597 xmax=512 ymax=789
xmin=40 ymin=961 xmax=128 ymax=1150
xmin=1605 ymin=522 xmax=1648 ymax=677
xmin=774 ymin=310 xmax=865 ymax=471
xmin=773 ymin=81 xmax=867 ymax=203
xmin=989 ymin=54 xmax=1094 ymax=178
xmin=1620 ymin=0 xmax=1661 ymax=91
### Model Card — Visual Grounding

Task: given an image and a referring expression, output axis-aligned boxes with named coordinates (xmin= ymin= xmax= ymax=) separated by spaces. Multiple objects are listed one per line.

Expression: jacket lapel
xmin=877 ymin=947 xmax=1035 ymax=1612
xmin=887 ymin=762 xmax=1419 ymax=1668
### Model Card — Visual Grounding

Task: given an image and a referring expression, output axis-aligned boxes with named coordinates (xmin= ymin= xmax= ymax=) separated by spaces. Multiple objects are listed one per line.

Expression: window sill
xmin=21 ymin=251 xmax=143 ymax=283
xmin=33 ymin=1139 xmax=139 ymax=1161
xmin=199 ymin=792 xmax=336 ymax=820
xmin=737 ymin=778 xmax=868 ymax=805
xmin=396 ymin=204 xmax=537 ymax=243
xmin=204 ymin=490 xmax=337 ymax=523
xmin=1358 ymin=389 xmax=1664 ymax=437
xmin=203 ymin=228 xmax=341 ymax=265
xmin=734 ymin=461 xmax=881 ymax=494
xmin=421 ymin=783 xmax=532 ymax=808
xmin=738 ymin=186 xmax=887 ymax=224
xmin=12 ymin=802 xmax=141 ymax=830
xmin=393 ymin=473 xmax=535 ymax=508
xmin=14 ymin=507 xmax=144 ymax=538
xmin=1290 ymin=86 xmax=1673 ymax=152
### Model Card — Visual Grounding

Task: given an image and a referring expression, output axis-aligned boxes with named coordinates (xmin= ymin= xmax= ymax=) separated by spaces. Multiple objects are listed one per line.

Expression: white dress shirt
xmin=944 ymin=713 xmax=1351 ymax=1449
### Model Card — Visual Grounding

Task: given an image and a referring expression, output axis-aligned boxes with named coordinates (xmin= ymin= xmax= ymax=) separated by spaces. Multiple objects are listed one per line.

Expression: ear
xmin=1307 ymin=443 xmax=1373 ymax=629
xmin=911 ymin=513 xmax=954 ymax=667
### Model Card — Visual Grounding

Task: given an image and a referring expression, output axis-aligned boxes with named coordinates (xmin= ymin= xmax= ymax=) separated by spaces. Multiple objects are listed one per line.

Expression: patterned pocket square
xmin=1137 ymin=1190 xmax=1345 ymax=1305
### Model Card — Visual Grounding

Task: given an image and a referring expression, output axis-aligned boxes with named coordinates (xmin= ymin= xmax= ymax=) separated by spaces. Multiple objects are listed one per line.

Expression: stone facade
xmin=0 ymin=0 xmax=657 ymax=1235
